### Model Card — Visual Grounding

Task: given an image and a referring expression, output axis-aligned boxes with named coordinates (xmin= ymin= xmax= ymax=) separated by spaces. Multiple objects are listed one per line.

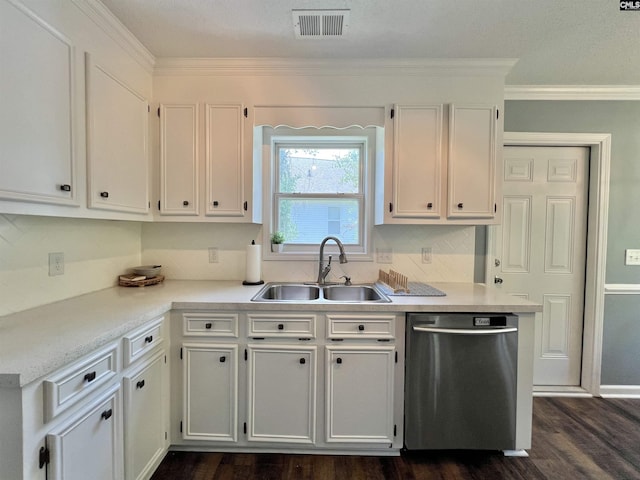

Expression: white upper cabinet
xmin=159 ymin=104 xmax=199 ymax=215
xmin=0 ymin=0 xmax=77 ymax=206
xmin=391 ymin=105 xmax=444 ymax=219
xmin=447 ymin=104 xmax=497 ymax=219
xmin=86 ymin=53 xmax=149 ymax=214
xmin=205 ymin=104 xmax=245 ymax=217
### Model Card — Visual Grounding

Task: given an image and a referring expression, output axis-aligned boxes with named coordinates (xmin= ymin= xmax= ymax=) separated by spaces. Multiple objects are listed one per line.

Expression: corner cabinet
xmin=86 ymin=53 xmax=149 ymax=214
xmin=380 ymin=103 xmax=500 ymax=225
xmin=157 ymin=103 xmax=252 ymax=222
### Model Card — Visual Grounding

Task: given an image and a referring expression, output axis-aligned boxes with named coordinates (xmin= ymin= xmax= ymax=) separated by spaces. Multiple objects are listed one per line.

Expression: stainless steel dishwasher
xmin=404 ymin=313 xmax=518 ymax=450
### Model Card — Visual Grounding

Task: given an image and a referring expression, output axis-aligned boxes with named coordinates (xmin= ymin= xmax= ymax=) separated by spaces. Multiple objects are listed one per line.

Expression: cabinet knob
xmin=84 ymin=371 xmax=96 ymax=382
xmin=427 ymin=202 xmax=433 ymax=209
xmin=299 ymin=358 xmax=306 ymax=364
xmin=136 ymin=379 xmax=145 ymax=389
xmin=101 ymin=409 xmax=113 ymax=421
xmin=100 ymin=191 xmax=109 ymax=198
xmin=457 ymin=202 xmax=464 ymax=209
xmin=205 ymin=323 xmax=212 ymax=329
xmin=144 ymin=335 xmax=153 ymax=344
xmin=60 ymin=184 xmax=71 ymax=192
xmin=277 ymin=323 xmax=284 ymax=330
xmin=336 ymin=357 xmax=343 ymax=364
xmin=183 ymin=200 xmax=189 ymax=206
xmin=213 ymin=201 xmax=219 ymax=207
xmin=219 ymin=356 xmax=226 ymax=363
xmin=358 ymin=324 xmax=365 ymax=331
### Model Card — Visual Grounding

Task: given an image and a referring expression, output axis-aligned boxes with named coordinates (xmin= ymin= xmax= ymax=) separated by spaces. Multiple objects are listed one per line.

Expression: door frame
xmin=486 ymin=132 xmax=611 ymax=396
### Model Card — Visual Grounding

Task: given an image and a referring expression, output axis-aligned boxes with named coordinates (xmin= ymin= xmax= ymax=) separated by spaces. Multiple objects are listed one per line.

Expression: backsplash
xmin=0 ymin=215 xmax=141 ymax=316
xmin=141 ymin=223 xmax=475 ymax=284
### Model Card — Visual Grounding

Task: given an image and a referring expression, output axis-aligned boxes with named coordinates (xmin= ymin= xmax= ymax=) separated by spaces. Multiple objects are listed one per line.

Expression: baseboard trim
xmin=599 ymin=385 xmax=640 ymax=398
xmin=533 ymin=386 xmax=592 ymax=398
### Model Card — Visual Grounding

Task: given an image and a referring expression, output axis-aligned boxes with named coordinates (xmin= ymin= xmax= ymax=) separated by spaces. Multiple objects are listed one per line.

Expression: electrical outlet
xmin=625 ymin=249 xmax=640 ymax=265
xmin=208 ymin=247 xmax=219 ymax=263
xmin=376 ymin=247 xmax=393 ymax=264
xmin=421 ymin=247 xmax=432 ymax=264
xmin=48 ymin=252 xmax=64 ymax=276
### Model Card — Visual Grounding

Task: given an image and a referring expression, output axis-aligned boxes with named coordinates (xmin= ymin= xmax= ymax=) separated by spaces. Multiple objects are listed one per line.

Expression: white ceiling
xmin=100 ymin=0 xmax=640 ymax=85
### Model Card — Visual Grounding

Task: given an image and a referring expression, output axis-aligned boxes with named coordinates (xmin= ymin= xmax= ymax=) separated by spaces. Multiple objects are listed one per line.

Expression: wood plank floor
xmin=151 ymin=397 xmax=640 ymax=480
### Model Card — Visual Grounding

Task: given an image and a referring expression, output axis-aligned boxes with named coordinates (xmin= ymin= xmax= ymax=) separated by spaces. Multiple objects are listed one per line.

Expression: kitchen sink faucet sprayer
xmin=317 ymin=236 xmax=348 ymax=285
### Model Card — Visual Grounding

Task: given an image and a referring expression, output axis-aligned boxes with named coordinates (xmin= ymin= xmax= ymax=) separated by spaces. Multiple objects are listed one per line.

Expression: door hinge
xmin=180 ymin=421 xmax=183 ymax=433
xmin=243 ymin=201 xmax=248 ymax=211
xmin=389 ymin=202 xmax=393 ymax=213
xmin=496 ymin=108 xmax=499 ymax=120
xmin=38 ymin=446 xmax=50 ymax=469
xmin=157 ymin=107 xmax=161 ymax=117
xmin=394 ymin=424 xmax=397 ymax=437
xmin=395 ymin=351 xmax=398 ymax=363
xmin=165 ymin=431 xmax=168 ymax=440
xmin=164 ymin=355 xmax=167 ymax=364
xmin=390 ymin=108 xmax=395 ymax=119
xmin=158 ymin=200 xmax=161 ymax=210
xmin=180 ymin=347 xmax=183 ymax=360
xmin=147 ymin=104 xmax=150 ymax=113
xmin=148 ymin=201 xmax=151 ymax=209
xmin=244 ymin=422 xmax=247 ymax=434
xmin=244 ymin=107 xmax=248 ymax=118
xmin=244 ymin=349 xmax=248 ymax=361
xmin=494 ymin=203 xmax=497 ymax=213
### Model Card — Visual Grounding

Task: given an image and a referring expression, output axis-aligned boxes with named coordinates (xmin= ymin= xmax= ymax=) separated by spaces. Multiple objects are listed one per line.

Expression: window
xmin=261 ymin=126 xmax=379 ymax=260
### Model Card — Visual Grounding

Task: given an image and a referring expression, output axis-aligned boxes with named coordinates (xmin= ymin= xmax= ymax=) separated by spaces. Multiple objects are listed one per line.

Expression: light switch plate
xmin=208 ymin=247 xmax=219 ymax=263
xmin=376 ymin=248 xmax=393 ymax=264
xmin=421 ymin=247 xmax=432 ymax=264
xmin=625 ymin=249 xmax=640 ymax=265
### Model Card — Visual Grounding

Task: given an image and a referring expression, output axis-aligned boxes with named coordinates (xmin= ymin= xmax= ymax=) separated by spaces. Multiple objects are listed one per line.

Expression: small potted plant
xmin=270 ymin=231 xmax=285 ymax=253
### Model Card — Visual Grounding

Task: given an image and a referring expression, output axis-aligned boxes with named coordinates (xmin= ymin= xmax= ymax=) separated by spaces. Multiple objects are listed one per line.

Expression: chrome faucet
xmin=316 ymin=236 xmax=348 ymax=285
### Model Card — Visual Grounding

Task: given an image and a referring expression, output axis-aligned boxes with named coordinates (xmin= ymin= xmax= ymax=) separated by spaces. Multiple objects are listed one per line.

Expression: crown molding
xmin=505 ymin=85 xmax=640 ymax=101
xmin=154 ymin=57 xmax=517 ymax=77
xmin=71 ymin=0 xmax=155 ymax=73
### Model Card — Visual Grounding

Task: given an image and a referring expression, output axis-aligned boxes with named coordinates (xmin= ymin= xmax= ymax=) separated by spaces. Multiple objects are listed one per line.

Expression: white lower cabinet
xmin=247 ymin=345 xmax=317 ymax=444
xmin=325 ymin=346 xmax=395 ymax=444
xmin=123 ymin=352 xmax=166 ymax=480
xmin=46 ymin=384 xmax=122 ymax=480
xmin=182 ymin=343 xmax=238 ymax=442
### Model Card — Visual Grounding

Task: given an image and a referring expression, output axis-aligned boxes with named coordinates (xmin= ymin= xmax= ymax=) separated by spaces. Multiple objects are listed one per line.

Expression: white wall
xmin=0 ymin=215 xmax=141 ymax=316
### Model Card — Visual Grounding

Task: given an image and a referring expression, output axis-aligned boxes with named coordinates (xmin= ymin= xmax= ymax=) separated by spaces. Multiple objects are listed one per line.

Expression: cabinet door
xmin=448 ymin=104 xmax=497 ymax=218
xmin=391 ymin=105 xmax=444 ymax=219
xmin=205 ymin=104 xmax=245 ymax=217
xmin=0 ymin=0 xmax=77 ymax=205
xmin=47 ymin=385 xmax=121 ymax=480
xmin=247 ymin=345 xmax=316 ymax=444
xmin=159 ymin=104 xmax=199 ymax=215
xmin=123 ymin=353 xmax=165 ymax=480
xmin=86 ymin=53 xmax=149 ymax=214
xmin=325 ymin=346 xmax=395 ymax=443
xmin=183 ymin=344 xmax=238 ymax=441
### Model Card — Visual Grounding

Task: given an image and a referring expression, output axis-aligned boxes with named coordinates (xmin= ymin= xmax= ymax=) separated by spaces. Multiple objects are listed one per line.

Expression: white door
xmin=495 ymin=146 xmax=588 ymax=386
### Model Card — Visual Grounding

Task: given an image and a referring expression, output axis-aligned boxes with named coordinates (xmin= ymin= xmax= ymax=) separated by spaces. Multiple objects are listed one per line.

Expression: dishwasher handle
xmin=412 ymin=325 xmax=517 ymax=335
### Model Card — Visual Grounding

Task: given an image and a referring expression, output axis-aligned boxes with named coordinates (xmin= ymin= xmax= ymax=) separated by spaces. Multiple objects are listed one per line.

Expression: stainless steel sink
xmin=322 ymin=285 xmax=389 ymax=302
xmin=251 ymin=284 xmax=321 ymax=301
xmin=251 ymin=283 xmax=390 ymax=303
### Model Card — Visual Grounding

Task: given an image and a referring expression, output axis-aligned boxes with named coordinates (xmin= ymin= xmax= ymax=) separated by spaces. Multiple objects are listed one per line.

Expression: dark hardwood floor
xmin=151 ymin=397 xmax=640 ymax=480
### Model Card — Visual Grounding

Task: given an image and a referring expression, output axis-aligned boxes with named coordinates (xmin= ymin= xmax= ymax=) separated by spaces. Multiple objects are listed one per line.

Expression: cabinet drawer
xmin=247 ymin=313 xmax=316 ymax=338
xmin=123 ymin=316 xmax=165 ymax=367
xmin=43 ymin=343 xmax=118 ymax=422
xmin=183 ymin=312 xmax=238 ymax=337
xmin=326 ymin=314 xmax=396 ymax=339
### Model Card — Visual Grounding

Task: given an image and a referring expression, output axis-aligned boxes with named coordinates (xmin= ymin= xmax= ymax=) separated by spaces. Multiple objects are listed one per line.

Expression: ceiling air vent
xmin=292 ymin=9 xmax=350 ymax=38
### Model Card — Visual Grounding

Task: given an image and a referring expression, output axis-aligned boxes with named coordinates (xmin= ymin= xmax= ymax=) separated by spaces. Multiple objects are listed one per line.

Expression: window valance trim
xmin=253 ymin=106 xmax=386 ymax=129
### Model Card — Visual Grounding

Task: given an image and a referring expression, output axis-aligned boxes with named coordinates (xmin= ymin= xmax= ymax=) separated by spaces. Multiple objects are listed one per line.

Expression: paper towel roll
xmin=245 ymin=243 xmax=262 ymax=283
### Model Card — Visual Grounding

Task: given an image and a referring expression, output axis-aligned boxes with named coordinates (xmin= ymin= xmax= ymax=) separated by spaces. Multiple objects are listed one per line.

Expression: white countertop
xmin=0 ymin=280 xmax=540 ymax=388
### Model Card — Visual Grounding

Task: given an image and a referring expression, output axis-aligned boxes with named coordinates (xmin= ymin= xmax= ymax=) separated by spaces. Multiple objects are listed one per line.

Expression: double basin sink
xmin=251 ymin=282 xmax=391 ymax=303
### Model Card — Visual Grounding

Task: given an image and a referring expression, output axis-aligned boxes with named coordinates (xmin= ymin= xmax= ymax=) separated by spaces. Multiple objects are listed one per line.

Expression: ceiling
xmin=100 ymin=0 xmax=640 ymax=86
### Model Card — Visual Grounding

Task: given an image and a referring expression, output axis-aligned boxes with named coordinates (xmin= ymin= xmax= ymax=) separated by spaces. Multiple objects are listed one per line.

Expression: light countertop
xmin=0 ymin=280 xmax=540 ymax=388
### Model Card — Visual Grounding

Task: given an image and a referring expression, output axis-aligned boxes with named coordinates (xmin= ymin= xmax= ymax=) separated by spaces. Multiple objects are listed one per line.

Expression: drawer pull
xmin=457 ymin=202 xmax=464 ymax=209
xmin=100 ymin=191 xmax=109 ymax=198
xmin=84 ymin=371 xmax=97 ymax=382
xmin=183 ymin=200 xmax=189 ymax=206
xmin=427 ymin=202 xmax=433 ymax=209
xmin=136 ymin=380 xmax=145 ymax=389
xmin=336 ymin=357 xmax=343 ymax=364
xmin=299 ymin=358 xmax=306 ymax=365
xmin=144 ymin=335 xmax=153 ymax=344
xmin=277 ymin=323 xmax=284 ymax=330
xmin=101 ymin=409 xmax=113 ymax=421
xmin=205 ymin=323 xmax=212 ymax=329
xmin=220 ymin=356 xmax=226 ymax=363
xmin=358 ymin=324 xmax=365 ymax=331
xmin=60 ymin=184 xmax=71 ymax=192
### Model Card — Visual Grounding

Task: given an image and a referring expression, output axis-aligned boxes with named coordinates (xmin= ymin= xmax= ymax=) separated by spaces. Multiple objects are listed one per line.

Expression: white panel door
xmin=495 ymin=146 xmax=588 ymax=386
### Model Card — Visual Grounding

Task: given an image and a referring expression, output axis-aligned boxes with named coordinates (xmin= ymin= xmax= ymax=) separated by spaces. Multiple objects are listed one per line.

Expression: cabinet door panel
xmin=247 ymin=345 xmax=316 ymax=443
xmin=47 ymin=385 xmax=121 ymax=480
xmin=0 ymin=1 xmax=77 ymax=205
xmin=448 ymin=104 xmax=497 ymax=218
xmin=183 ymin=344 xmax=238 ymax=441
xmin=86 ymin=54 xmax=148 ymax=214
xmin=205 ymin=104 xmax=244 ymax=217
xmin=392 ymin=105 xmax=443 ymax=218
xmin=326 ymin=346 xmax=394 ymax=443
xmin=160 ymin=104 xmax=199 ymax=215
